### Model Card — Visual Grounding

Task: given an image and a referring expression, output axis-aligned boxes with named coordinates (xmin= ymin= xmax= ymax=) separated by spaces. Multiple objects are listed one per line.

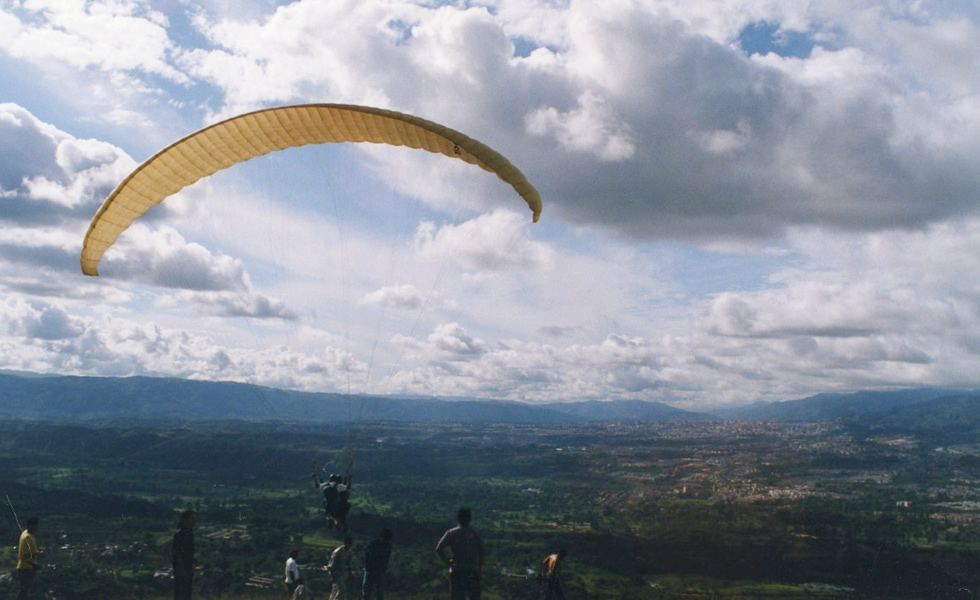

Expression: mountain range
xmin=0 ymin=372 xmax=701 ymax=424
xmin=1 ymin=371 xmax=977 ymax=428
xmin=714 ymin=387 xmax=968 ymax=421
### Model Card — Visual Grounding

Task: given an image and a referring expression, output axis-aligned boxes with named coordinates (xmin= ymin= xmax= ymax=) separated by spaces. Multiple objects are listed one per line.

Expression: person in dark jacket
xmin=172 ymin=510 xmax=196 ymax=600
xmin=362 ymin=528 xmax=392 ymax=600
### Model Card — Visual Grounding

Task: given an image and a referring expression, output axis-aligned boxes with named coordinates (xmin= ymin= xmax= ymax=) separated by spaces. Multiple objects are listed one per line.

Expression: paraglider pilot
xmin=313 ymin=467 xmax=352 ymax=534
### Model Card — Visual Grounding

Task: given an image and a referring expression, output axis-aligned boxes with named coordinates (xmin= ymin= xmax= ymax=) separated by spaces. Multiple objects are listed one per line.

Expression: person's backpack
xmin=323 ymin=482 xmax=339 ymax=511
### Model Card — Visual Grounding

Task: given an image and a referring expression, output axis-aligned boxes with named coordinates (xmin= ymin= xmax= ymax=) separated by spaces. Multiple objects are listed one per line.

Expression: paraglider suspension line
xmin=5 ymin=494 xmax=22 ymax=531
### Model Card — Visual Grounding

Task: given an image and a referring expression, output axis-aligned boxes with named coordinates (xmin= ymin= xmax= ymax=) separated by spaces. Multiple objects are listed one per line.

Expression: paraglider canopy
xmin=80 ymin=103 xmax=542 ymax=276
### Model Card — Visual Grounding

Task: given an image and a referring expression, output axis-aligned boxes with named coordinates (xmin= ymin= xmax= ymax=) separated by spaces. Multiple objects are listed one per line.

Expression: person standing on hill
xmin=172 ymin=509 xmax=196 ymax=600
xmin=16 ymin=515 xmax=42 ymax=600
xmin=328 ymin=535 xmax=355 ymax=600
xmin=285 ymin=549 xmax=302 ymax=597
xmin=435 ymin=507 xmax=485 ymax=600
xmin=362 ymin=528 xmax=392 ymax=600
xmin=538 ymin=549 xmax=568 ymax=600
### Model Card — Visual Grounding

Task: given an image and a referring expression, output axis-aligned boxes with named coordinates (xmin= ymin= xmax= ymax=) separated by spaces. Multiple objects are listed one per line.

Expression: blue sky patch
xmin=739 ymin=21 xmax=814 ymax=58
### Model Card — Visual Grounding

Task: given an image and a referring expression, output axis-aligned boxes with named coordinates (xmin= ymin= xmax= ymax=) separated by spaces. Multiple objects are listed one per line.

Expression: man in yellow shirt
xmin=16 ymin=516 xmax=42 ymax=600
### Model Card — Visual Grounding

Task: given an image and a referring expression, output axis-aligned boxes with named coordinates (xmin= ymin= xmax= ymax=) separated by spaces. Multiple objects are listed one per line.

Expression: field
xmin=2 ymin=419 xmax=979 ymax=598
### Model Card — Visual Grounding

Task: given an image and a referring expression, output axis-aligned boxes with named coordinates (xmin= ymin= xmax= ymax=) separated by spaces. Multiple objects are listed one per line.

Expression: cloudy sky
xmin=1 ymin=0 xmax=978 ymax=410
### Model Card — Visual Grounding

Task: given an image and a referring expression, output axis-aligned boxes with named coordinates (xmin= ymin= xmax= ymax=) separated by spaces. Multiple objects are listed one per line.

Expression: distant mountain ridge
xmin=842 ymin=393 xmax=980 ymax=444
xmin=715 ymin=388 xmax=973 ymax=422
xmin=0 ymin=372 xmax=708 ymax=424
xmin=2 ymin=372 xmax=977 ymax=428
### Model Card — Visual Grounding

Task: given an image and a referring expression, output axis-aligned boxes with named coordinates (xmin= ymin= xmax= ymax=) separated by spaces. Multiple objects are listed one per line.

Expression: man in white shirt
xmin=284 ymin=549 xmax=301 ymax=596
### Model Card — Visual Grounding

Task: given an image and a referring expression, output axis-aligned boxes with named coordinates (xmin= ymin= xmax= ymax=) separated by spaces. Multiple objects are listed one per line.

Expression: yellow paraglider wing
xmin=80 ymin=103 xmax=542 ymax=276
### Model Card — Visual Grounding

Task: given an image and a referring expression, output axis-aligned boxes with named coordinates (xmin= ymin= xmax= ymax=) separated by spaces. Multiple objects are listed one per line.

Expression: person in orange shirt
xmin=538 ymin=548 xmax=567 ymax=600
xmin=16 ymin=516 xmax=42 ymax=600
